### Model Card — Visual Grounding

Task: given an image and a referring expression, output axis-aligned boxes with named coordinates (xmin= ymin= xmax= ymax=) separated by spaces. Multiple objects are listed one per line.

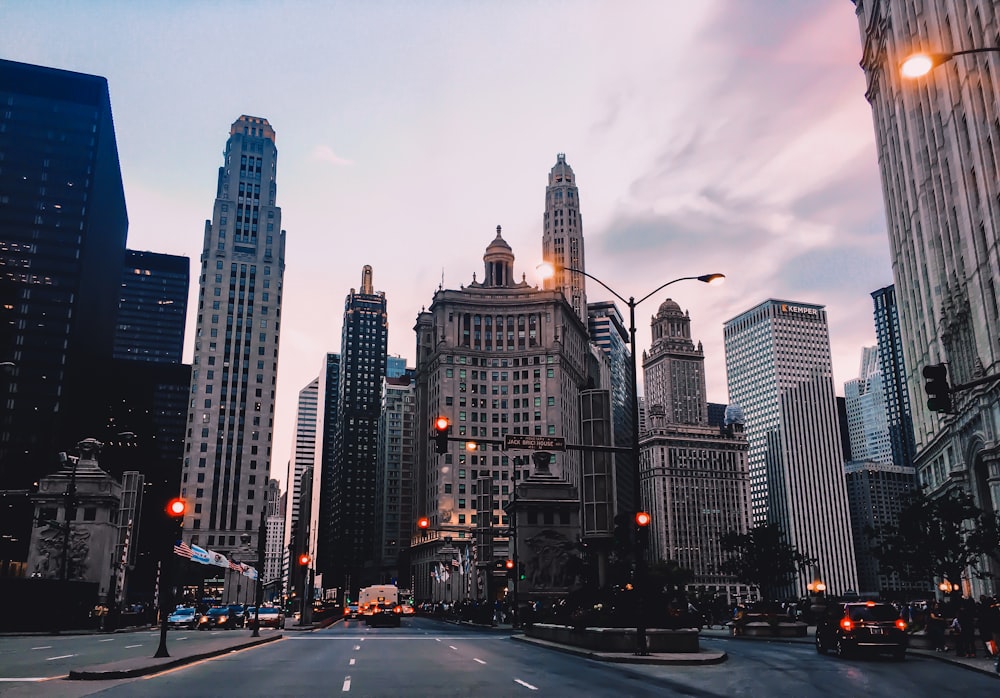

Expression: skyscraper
xmin=541 ymin=154 xmax=587 ymax=324
xmin=325 ymin=267 xmax=388 ymax=595
xmin=115 ymin=250 xmax=189 ymax=363
xmin=641 ymin=300 xmax=751 ymax=596
xmin=0 ymin=59 xmax=128 ymax=559
xmin=314 ymin=353 xmax=340 ymax=584
xmin=285 ymin=375 xmax=318 ymax=594
xmin=723 ymin=299 xmax=858 ymax=596
xmin=179 ymin=115 xmax=286 ymax=559
xmin=375 ymin=372 xmax=416 ymax=581
xmin=871 ymin=285 xmax=917 ymax=469
xmin=843 ymin=347 xmax=893 ymax=465
xmin=852 ymin=2 xmax=999 ymax=595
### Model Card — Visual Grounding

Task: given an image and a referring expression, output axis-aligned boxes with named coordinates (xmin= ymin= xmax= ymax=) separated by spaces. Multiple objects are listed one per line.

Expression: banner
xmin=174 ymin=540 xmax=258 ymax=580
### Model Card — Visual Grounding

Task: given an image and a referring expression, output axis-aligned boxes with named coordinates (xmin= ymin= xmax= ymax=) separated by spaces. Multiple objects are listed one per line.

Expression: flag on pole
xmin=173 ymin=540 xmax=194 ymax=559
xmin=190 ymin=545 xmax=211 ymax=565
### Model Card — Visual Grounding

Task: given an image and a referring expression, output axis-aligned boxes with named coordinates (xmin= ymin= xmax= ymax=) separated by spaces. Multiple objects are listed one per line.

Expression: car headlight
xmin=218 ymin=615 xmax=227 ymax=622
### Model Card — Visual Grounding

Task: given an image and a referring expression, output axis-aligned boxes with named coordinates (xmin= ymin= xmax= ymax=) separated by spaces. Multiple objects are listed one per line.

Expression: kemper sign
xmin=780 ymin=303 xmax=819 ymax=317
xmin=503 ymin=434 xmax=566 ymax=451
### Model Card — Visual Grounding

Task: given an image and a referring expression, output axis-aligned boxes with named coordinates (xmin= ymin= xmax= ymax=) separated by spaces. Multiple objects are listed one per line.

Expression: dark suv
xmin=815 ymin=602 xmax=907 ymax=660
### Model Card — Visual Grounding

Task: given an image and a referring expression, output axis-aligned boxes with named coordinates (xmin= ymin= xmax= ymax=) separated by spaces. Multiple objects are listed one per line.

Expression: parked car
xmin=198 ymin=605 xmax=244 ymax=630
xmin=167 ymin=607 xmax=198 ymax=630
xmin=254 ymin=606 xmax=286 ymax=629
xmin=815 ymin=601 xmax=908 ymax=660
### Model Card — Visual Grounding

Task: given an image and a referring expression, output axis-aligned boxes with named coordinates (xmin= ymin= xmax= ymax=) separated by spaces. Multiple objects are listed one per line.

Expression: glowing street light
xmin=901 ymin=48 xmax=1000 ymax=78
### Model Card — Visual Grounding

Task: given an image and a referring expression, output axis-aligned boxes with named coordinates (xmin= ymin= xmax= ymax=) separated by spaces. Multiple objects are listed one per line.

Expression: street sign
xmin=503 ymin=434 xmax=566 ymax=451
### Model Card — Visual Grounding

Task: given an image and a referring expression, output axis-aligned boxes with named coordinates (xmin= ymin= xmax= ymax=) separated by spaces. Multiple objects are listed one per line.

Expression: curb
xmin=67 ymin=634 xmax=282 ymax=680
xmin=511 ymin=634 xmax=727 ymax=665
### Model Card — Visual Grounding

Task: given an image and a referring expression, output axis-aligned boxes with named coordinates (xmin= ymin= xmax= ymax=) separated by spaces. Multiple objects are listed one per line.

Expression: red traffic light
xmin=434 ymin=416 xmax=450 ymax=432
xmin=417 ymin=516 xmax=430 ymax=530
xmin=635 ymin=511 xmax=651 ymax=527
xmin=505 ymin=559 xmax=514 ymax=570
xmin=298 ymin=553 xmax=311 ymax=566
xmin=166 ymin=497 xmax=187 ymax=518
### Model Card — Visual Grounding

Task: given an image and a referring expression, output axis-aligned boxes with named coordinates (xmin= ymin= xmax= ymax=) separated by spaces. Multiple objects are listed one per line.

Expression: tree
xmin=868 ymin=488 xmax=1000 ymax=594
xmin=718 ymin=523 xmax=815 ymax=601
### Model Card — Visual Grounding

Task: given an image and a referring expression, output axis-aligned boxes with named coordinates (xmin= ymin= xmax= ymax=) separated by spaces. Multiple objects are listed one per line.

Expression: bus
xmin=358 ymin=584 xmax=401 ymax=627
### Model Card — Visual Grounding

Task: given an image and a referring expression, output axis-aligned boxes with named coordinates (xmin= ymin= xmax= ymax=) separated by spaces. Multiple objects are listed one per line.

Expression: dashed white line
xmin=449 ymin=645 xmax=458 ymax=650
xmin=46 ymin=654 xmax=76 ymax=661
xmin=514 ymin=679 xmax=538 ymax=690
xmin=473 ymin=658 xmax=486 ymax=664
xmin=349 ymin=658 xmax=355 ymax=665
xmin=124 ymin=644 xmax=142 ymax=649
xmin=353 ymin=645 xmax=361 ymax=650
xmin=99 ymin=638 xmax=115 ymax=642
xmin=30 ymin=646 xmax=52 ymax=650
xmin=176 ymin=637 xmax=188 ymax=641
xmin=342 ymin=676 xmax=351 ymax=692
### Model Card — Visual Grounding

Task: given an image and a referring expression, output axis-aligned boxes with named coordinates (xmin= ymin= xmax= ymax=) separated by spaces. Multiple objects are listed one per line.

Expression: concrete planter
xmin=526 ymin=623 xmax=701 ymax=653
xmin=730 ymin=621 xmax=808 ymax=637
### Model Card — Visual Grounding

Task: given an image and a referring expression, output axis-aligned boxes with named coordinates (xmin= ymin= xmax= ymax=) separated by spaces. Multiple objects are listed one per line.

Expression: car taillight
xmin=394 ymin=605 xmax=402 ymax=614
xmin=344 ymin=607 xmax=349 ymax=615
xmin=840 ymin=618 xmax=853 ymax=631
xmin=896 ymin=619 xmax=907 ymax=631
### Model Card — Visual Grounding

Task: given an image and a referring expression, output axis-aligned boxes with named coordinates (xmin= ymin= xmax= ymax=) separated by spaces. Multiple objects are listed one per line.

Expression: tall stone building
xmin=541 ymin=154 xmax=587 ymax=324
xmin=375 ymin=372 xmax=416 ymax=583
xmin=179 ymin=115 xmax=286 ymax=563
xmin=0 ymin=59 xmax=129 ymax=562
xmin=411 ymin=227 xmax=590 ymax=602
xmin=640 ymin=300 xmax=751 ymax=598
xmin=852 ymin=1 xmax=999 ymax=595
xmin=723 ymin=299 xmax=858 ymax=596
xmin=324 ymin=267 xmax=388 ymax=597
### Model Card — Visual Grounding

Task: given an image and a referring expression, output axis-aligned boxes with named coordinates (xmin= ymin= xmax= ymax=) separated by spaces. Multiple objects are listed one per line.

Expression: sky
xmin=2 ymin=1 xmax=892 ymax=491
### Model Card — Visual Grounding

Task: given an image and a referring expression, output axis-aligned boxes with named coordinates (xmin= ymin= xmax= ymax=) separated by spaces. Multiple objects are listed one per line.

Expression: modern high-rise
xmin=325 ymin=267 xmax=388 ymax=596
xmin=541 ymin=154 xmax=587 ymax=324
xmin=871 ymin=285 xmax=917 ymax=469
xmin=411 ymin=228 xmax=590 ymax=602
xmin=844 ymin=347 xmax=893 ymax=465
xmin=264 ymin=478 xmax=285 ymax=599
xmin=587 ymin=300 xmax=635 ymax=513
xmin=641 ymin=300 xmax=751 ymax=597
xmin=179 ymin=115 xmax=286 ymax=561
xmin=0 ymin=59 xmax=128 ymax=560
xmin=115 ymin=250 xmax=189 ymax=363
xmin=375 ymin=372 xmax=416 ymax=581
xmin=314 ymin=353 xmax=340 ymax=584
xmin=285 ymin=375 xmax=318 ymax=595
xmin=723 ymin=299 xmax=858 ymax=596
xmin=852 ymin=2 xmax=999 ymax=594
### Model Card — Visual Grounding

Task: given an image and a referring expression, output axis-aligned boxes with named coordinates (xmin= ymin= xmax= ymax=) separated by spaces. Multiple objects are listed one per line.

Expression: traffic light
xmin=613 ymin=513 xmax=632 ymax=553
xmin=634 ymin=511 xmax=651 ymax=550
xmin=298 ymin=553 xmax=311 ymax=567
xmin=923 ymin=363 xmax=953 ymax=413
xmin=417 ymin=516 xmax=430 ymax=531
xmin=518 ymin=562 xmax=526 ymax=581
xmin=433 ymin=416 xmax=450 ymax=454
xmin=166 ymin=497 xmax=187 ymax=518
xmin=504 ymin=559 xmax=514 ymax=572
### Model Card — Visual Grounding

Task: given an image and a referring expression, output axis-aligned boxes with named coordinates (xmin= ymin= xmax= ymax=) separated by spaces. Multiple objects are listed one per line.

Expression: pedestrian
xmin=927 ymin=601 xmax=947 ymax=651
xmin=985 ymin=597 xmax=1000 ymax=674
xmin=955 ymin=598 xmax=977 ymax=657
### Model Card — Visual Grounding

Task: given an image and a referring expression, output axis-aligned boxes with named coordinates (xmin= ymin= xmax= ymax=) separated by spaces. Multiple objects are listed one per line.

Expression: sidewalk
xmin=698 ymin=624 xmax=999 ymax=678
xmin=67 ymin=632 xmax=282 ymax=680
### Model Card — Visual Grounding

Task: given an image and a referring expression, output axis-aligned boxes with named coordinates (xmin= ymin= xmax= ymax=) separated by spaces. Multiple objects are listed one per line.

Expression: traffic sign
xmin=503 ymin=434 xmax=566 ymax=451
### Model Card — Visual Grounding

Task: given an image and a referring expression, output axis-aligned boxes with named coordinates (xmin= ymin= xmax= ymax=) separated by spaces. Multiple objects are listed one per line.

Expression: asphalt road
xmin=1 ymin=618 xmax=996 ymax=697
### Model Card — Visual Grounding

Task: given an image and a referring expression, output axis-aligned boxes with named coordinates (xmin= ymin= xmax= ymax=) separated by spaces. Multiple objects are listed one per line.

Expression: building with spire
xmin=640 ymin=300 xmax=751 ymax=598
xmin=323 ymin=266 xmax=388 ymax=597
xmin=542 ymin=154 xmax=587 ymax=325
xmin=412 ymin=226 xmax=590 ymax=603
xmin=179 ymin=116 xmax=286 ymax=566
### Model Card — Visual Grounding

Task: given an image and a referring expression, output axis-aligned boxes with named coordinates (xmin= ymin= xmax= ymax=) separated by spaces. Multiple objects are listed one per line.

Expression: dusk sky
xmin=2 ymin=1 xmax=891 ymax=489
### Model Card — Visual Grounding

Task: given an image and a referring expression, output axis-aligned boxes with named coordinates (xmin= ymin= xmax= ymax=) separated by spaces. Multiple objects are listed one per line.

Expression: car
xmin=344 ymin=603 xmax=360 ymax=620
xmin=366 ymin=602 xmax=402 ymax=627
xmin=253 ymin=606 xmax=286 ymax=629
xmin=167 ymin=607 xmax=198 ymax=629
xmin=198 ymin=605 xmax=245 ymax=630
xmin=815 ymin=601 xmax=908 ymax=660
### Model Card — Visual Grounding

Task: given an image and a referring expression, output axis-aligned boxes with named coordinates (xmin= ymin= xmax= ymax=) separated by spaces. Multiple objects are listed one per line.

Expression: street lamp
xmin=901 ymin=48 xmax=1000 ymax=78
xmin=537 ymin=263 xmax=725 ymax=654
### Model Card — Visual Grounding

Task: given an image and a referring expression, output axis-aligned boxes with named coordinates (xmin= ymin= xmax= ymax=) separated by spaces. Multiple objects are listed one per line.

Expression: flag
xmin=451 ymin=558 xmax=460 ymax=569
xmin=190 ymin=544 xmax=211 ymax=565
xmin=244 ymin=566 xmax=258 ymax=581
xmin=173 ymin=540 xmax=193 ymax=559
xmin=209 ymin=550 xmax=229 ymax=568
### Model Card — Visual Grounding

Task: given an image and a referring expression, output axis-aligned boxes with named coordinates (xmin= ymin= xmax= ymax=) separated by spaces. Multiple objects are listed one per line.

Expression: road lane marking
xmin=342 ymin=676 xmax=351 ymax=692
xmin=353 ymin=645 xmax=360 ymax=650
xmin=31 ymin=646 xmax=52 ymax=650
xmin=349 ymin=658 xmax=355 ymax=665
xmin=46 ymin=654 xmax=76 ymax=661
xmin=176 ymin=637 xmax=188 ymax=641
xmin=474 ymin=658 xmax=486 ymax=664
xmin=99 ymin=638 xmax=115 ymax=642
xmin=449 ymin=645 xmax=458 ymax=650
xmin=0 ymin=678 xmax=53 ymax=682
xmin=125 ymin=644 xmax=142 ymax=648
xmin=514 ymin=679 xmax=538 ymax=690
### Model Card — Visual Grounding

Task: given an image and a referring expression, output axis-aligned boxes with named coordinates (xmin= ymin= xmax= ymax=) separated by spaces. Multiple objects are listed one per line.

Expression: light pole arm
xmin=558 ymin=266 xmax=629 ymax=307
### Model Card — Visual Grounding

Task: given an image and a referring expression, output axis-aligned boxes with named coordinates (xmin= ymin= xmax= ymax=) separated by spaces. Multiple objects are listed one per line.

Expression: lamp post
xmin=900 ymin=48 xmax=1000 ymax=78
xmin=538 ymin=263 xmax=724 ymax=654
